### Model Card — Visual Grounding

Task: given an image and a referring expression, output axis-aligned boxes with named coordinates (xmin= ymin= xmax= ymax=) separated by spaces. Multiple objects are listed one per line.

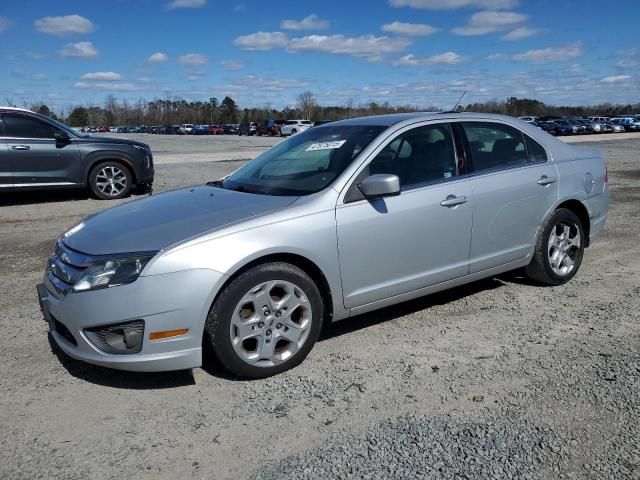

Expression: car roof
xmin=0 ymin=106 xmax=36 ymax=114
xmin=326 ymin=111 xmax=534 ymax=128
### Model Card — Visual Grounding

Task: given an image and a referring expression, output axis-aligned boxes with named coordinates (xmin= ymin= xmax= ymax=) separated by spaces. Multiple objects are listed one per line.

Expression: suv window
xmin=4 ymin=114 xmax=56 ymax=139
xmin=367 ymin=123 xmax=456 ymax=189
xmin=462 ymin=122 xmax=528 ymax=172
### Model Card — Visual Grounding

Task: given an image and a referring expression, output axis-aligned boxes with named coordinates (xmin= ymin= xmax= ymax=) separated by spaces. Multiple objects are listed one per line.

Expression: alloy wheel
xmin=95 ymin=166 xmax=128 ymax=197
xmin=548 ymin=221 xmax=581 ymax=276
xmin=229 ymin=280 xmax=313 ymax=367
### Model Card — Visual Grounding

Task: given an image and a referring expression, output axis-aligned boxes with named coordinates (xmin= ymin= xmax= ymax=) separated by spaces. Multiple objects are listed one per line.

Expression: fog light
xmin=85 ymin=320 xmax=144 ymax=355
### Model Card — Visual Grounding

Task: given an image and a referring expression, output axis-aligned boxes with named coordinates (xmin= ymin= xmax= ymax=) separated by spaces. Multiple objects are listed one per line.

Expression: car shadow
xmin=0 ymin=189 xmax=91 ymax=206
xmin=48 ymin=334 xmax=196 ymax=389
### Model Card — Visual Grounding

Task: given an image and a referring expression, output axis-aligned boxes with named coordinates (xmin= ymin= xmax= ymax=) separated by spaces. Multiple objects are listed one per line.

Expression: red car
xmin=256 ymin=120 xmax=283 ymax=136
xmin=208 ymin=124 xmax=224 ymax=135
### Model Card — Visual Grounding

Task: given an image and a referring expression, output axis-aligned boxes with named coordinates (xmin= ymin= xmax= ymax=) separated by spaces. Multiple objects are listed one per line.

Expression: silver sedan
xmin=38 ymin=112 xmax=609 ymax=378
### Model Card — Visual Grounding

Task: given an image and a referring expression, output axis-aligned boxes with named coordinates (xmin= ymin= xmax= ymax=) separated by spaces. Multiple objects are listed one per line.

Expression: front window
xmin=223 ymin=125 xmax=386 ymax=195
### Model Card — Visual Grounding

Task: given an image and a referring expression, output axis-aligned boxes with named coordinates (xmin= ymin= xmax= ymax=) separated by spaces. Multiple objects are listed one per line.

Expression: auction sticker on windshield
xmin=305 ymin=140 xmax=347 ymax=152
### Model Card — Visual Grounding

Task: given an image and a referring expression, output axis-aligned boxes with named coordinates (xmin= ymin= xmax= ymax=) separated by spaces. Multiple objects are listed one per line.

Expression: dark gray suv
xmin=0 ymin=107 xmax=154 ymax=199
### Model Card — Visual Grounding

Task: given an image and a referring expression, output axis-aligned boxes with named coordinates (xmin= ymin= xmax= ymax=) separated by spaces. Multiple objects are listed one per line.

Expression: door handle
xmin=537 ymin=175 xmax=556 ymax=186
xmin=440 ymin=195 xmax=467 ymax=207
xmin=11 ymin=145 xmax=30 ymax=151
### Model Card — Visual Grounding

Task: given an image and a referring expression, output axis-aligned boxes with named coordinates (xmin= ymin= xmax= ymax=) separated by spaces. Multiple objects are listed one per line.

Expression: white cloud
xmin=59 ymin=41 xmax=98 ymax=58
xmin=220 ymin=60 xmax=245 ymax=70
xmin=485 ymin=53 xmax=508 ymax=60
xmin=34 ymin=15 xmax=93 ymax=36
xmin=25 ymin=52 xmax=45 ymax=60
xmin=80 ymin=71 xmax=122 ymax=81
xmin=234 ymin=32 xmax=288 ymax=51
xmin=453 ymin=10 xmax=525 ymax=35
xmin=148 ymin=52 xmax=168 ymax=63
xmin=0 ymin=16 xmax=12 ymax=32
xmin=179 ymin=53 xmax=208 ymax=65
xmin=512 ymin=43 xmax=582 ymax=63
xmin=231 ymin=75 xmax=309 ymax=91
xmin=390 ymin=0 xmax=518 ymax=10
xmin=601 ymin=75 xmax=632 ymax=83
xmin=382 ymin=21 xmax=439 ymax=36
xmin=167 ymin=0 xmax=206 ymax=8
xmin=287 ymin=34 xmax=412 ymax=60
xmin=74 ymin=81 xmax=140 ymax=91
xmin=501 ymin=26 xmax=539 ymax=41
xmin=394 ymin=51 xmax=465 ymax=66
xmin=281 ymin=14 xmax=329 ymax=31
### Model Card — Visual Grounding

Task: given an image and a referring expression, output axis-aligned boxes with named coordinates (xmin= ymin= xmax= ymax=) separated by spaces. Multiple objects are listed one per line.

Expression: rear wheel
xmin=204 ymin=262 xmax=323 ymax=378
xmin=525 ymin=208 xmax=585 ymax=285
xmin=88 ymin=161 xmax=132 ymax=200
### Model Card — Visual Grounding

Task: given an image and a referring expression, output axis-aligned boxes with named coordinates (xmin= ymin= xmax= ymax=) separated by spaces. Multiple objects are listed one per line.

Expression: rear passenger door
xmin=459 ymin=121 xmax=559 ymax=273
xmin=0 ymin=117 xmax=12 ymax=188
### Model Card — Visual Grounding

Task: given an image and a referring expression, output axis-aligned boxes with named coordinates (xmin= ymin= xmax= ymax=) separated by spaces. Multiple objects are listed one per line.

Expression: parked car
xmin=312 ymin=120 xmax=335 ymax=127
xmin=544 ymin=120 xmax=576 ymax=136
xmin=97 ymin=126 xmax=108 ymax=133
xmin=193 ymin=124 xmax=209 ymax=135
xmin=179 ymin=124 xmax=194 ymax=135
xmin=537 ymin=121 xmax=559 ymax=135
xmin=256 ymin=120 xmax=282 ymax=136
xmin=0 ymin=107 xmax=154 ymax=199
xmin=239 ymin=122 xmax=257 ymax=136
xmin=208 ymin=124 xmax=224 ymax=135
xmin=37 ymin=112 xmax=608 ymax=378
xmin=280 ymin=119 xmax=313 ymax=136
xmin=610 ymin=117 xmax=640 ymax=131
xmin=109 ymin=127 xmax=118 ymax=133
xmin=604 ymin=122 xmax=624 ymax=133
xmin=223 ymin=124 xmax=239 ymax=135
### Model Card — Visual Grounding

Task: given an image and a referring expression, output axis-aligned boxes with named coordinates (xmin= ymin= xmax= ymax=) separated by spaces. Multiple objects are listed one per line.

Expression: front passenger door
xmin=3 ymin=114 xmax=81 ymax=186
xmin=336 ymin=123 xmax=473 ymax=309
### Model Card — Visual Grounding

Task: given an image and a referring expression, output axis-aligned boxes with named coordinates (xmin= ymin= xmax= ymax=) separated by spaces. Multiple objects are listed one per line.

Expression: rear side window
xmin=525 ymin=135 xmax=547 ymax=162
xmin=462 ymin=122 xmax=527 ymax=172
xmin=4 ymin=114 xmax=56 ymax=139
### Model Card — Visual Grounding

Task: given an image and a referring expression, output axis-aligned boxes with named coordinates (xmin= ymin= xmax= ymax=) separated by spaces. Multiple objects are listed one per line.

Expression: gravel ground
xmin=0 ymin=139 xmax=638 ymax=480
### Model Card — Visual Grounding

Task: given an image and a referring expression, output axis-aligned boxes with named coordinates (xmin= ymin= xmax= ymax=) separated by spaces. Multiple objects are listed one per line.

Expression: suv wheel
xmin=525 ymin=208 xmax=585 ymax=285
xmin=204 ymin=262 xmax=324 ymax=379
xmin=88 ymin=161 xmax=133 ymax=200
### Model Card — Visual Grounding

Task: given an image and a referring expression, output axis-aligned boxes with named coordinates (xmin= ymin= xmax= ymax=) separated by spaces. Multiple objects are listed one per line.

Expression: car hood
xmin=73 ymin=135 xmax=149 ymax=149
xmin=63 ymin=186 xmax=298 ymax=255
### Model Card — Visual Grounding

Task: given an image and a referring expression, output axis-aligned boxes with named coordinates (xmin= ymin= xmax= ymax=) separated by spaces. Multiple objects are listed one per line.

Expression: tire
xmin=204 ymin=262 xmax=324 ymax=379
xmin=525 ymin=208 xmax=585 ymax=285
xmin=88 ymin=161 xmax=133 ymax=200
xmin=291 ymin=129 xmax=297 ymax=134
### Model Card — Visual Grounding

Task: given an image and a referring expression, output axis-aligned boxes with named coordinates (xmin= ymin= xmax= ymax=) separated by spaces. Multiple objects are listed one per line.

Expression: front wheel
xmin=204 ymin=263 xmax=324 ymax=378
xmin=525 ymin=208 xmax=585 ymax=285
xmin=88 ymin=161 xmax=132 ymax=200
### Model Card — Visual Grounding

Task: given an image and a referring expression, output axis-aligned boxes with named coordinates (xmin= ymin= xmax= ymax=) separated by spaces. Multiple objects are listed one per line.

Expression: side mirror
xmin=358 ymin=174 xmax=400 ymax=199
xmin=54 ymin=131 xmax=71 ymax=144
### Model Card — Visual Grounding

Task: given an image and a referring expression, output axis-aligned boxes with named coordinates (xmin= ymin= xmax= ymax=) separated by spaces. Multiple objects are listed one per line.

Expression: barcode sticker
xmin=305 ymin=140 xmax=347 ymax=152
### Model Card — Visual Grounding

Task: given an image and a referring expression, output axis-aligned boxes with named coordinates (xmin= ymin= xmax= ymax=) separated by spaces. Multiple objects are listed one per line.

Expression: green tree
xmin=37 ymin=104 xmax=51 ymax=117
xmin=67 ymin=107 xmax=89 ymax=126
xmin=219 ymin=96 xmax=238 ymax=123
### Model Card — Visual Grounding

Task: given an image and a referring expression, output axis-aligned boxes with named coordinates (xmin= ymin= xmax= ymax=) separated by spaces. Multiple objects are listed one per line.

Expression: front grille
xmin=51 ymin=315 xmax=78 ymax=346
xmin=47 ymin=241 xmax=88 ymax=288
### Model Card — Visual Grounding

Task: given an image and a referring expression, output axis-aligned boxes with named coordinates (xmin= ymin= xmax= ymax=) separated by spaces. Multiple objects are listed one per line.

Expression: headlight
xmin=73 ymin=256 xmax=153 ymax=292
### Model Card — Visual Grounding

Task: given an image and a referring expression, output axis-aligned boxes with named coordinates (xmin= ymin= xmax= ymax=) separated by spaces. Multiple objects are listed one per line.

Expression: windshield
xmin=223 ymin=124 xmax=386 ymax=196
xmin=44 ymin=116 xmax=84 ymax=137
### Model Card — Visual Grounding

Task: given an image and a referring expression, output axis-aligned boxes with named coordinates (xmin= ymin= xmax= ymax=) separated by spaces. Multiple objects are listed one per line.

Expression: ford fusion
xmin=38 ymin=113 xmax=609 ymax=378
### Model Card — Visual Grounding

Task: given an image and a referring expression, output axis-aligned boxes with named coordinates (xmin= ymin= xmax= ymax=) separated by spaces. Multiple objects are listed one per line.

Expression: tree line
xmin=17 ymin=92 xmax=640 ymax=127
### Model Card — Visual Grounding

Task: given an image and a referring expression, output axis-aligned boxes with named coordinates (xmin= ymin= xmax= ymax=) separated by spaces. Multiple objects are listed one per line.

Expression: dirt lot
xmin=0 ymin=138 xmax=638 ymax=479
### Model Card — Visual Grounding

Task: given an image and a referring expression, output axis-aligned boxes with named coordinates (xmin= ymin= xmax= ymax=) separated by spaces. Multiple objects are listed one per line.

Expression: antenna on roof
xmin=451 ymin=91 xmax=467 ymax=111
xmin=439 ymin=91 xmax=467 ymax=114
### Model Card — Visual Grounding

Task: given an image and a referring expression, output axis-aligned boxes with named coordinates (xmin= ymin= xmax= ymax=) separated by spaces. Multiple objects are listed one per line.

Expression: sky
xmin=1 ymin=0 xmax=639 ymax=113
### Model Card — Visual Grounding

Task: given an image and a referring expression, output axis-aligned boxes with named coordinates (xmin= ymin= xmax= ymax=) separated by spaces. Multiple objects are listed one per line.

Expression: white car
xmin=179 ymin=124 xmax=194 ymax=135
xmin=518 ymin=116 xmax=538 ymax=124
xmin=280 ymin=119 xmax=313 ymax=136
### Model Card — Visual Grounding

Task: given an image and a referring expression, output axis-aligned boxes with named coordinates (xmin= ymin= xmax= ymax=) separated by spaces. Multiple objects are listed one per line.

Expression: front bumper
xmin=38 ymin=268 xmax=227 ymax=372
